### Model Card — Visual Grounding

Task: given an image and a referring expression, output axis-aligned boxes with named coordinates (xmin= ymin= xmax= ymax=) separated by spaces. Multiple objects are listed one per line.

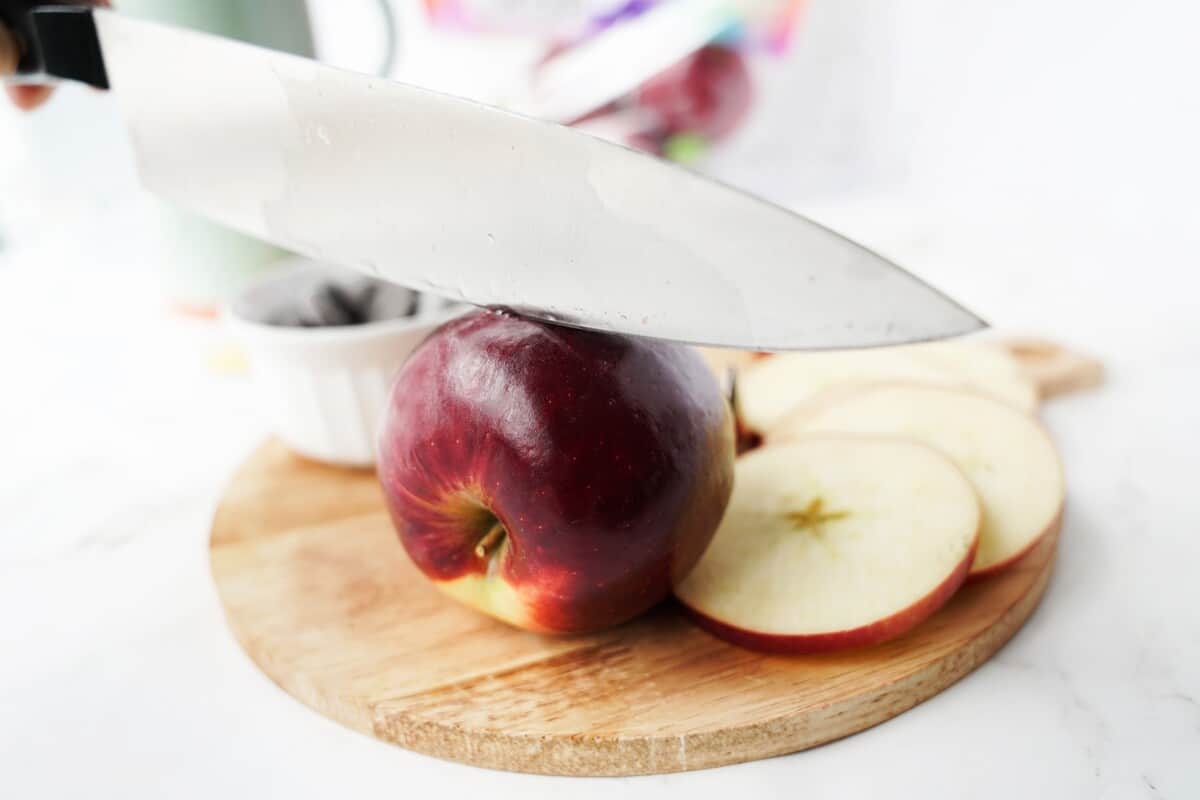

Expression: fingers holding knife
xmin=0 ymin=23 xmax=16 ymax=75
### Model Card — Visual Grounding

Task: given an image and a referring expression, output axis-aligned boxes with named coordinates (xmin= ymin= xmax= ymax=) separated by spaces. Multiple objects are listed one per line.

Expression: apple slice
xmin=772 ymin=384 xmax=1064 ymax=577
xmin=735 ymin=342 xmax=1037 ymax=436
xmin=908 ymin=341 xmax=1039 ymax=412
xmin=676 ymin=436 xmax=980 ymax=654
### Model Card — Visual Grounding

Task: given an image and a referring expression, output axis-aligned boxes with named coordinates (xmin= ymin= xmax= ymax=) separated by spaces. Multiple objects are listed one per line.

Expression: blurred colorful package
xmin=408 ymin=0 xmax=806 ymax=161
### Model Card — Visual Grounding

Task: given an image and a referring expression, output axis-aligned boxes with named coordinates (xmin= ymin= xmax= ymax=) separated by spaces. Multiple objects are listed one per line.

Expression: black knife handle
xmin=0 ymin=1 xmax=107 ymax=88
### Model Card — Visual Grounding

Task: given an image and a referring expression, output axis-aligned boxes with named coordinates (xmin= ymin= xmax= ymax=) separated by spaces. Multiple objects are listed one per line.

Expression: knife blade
xmin=14 ymin=6 xmax=985 ymax=349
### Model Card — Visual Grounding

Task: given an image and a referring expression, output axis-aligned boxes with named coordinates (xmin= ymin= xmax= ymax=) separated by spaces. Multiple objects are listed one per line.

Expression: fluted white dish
xmin=228 ymin=260 xmax=464 ymax=466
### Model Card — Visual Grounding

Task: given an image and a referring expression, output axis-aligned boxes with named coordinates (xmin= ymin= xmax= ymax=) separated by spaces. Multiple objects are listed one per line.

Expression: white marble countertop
xmin=2 ymin=2 xmax=1199 ymax=793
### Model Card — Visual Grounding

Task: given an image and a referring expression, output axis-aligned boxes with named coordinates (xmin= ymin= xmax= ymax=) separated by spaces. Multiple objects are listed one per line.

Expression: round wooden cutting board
xmin=210 ymin=441 xmax=1058 ymax=777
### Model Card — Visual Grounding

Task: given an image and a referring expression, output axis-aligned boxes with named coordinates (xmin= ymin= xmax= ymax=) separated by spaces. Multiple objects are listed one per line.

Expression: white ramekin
xmin=227 ymin=261 xmax=463 ymax=467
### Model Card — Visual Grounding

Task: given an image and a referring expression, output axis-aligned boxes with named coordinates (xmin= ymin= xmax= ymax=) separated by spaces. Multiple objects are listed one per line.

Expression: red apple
xmin=377 ymin=309 xmax=735 ymax=634
xmin=635 ymin=44 xmax=753 ymax=144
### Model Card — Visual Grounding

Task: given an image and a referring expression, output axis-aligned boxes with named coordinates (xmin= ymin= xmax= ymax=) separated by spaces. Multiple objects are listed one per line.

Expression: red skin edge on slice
xmin=682 ymin=536 xmax=979 ymax=655
xmin=966 ymin=504 xmax=1064 ymax=581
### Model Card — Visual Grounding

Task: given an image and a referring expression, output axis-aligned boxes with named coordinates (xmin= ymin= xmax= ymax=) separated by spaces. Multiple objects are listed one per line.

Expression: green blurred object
xmin=118 ymin=0 xmax=316 ymax=314
xmin=662 ymin=132 xmax=710 ymax=164
xmin=117 ymin=0 xmax=315 ymax=53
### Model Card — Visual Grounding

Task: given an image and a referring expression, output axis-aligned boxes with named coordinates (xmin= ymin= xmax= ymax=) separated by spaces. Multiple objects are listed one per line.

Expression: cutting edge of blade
xmin=502 ymin=303 xmax=988 ymax=353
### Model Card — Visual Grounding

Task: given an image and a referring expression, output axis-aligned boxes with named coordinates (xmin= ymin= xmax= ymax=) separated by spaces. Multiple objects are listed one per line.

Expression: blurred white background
xmin=1 ymin=2 xmax=1197 ymax=798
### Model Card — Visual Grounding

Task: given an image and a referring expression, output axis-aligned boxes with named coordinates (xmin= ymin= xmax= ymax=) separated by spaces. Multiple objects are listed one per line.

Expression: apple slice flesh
xmin=908 ymin=341 xmax=1040 ymax=411
xmin=772 ymin=384 xmax=1064 ymax=577
xmin=676 ymin=436 xmax=981 ymax=654
xmin=735 ymin=342 xmax=1038 ymax=435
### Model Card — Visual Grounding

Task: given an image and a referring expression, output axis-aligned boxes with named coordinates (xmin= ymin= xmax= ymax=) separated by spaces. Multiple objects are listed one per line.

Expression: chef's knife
xmin=1 ymin=3 xmax=984 ymax=350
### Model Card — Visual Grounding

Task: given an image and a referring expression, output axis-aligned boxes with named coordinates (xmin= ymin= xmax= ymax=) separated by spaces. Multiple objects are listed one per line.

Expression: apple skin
xmin=683 ymin=538 xmax=978 ymax=654
xmin=377 ymin=309 xmax=735 ymax=634
xmin=636 ymin=45 xmax=753 ymax=143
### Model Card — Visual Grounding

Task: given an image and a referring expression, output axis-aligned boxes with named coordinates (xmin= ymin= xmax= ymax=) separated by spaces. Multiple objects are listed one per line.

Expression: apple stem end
xmin=474 ymin=521 xmax=506 ymax=560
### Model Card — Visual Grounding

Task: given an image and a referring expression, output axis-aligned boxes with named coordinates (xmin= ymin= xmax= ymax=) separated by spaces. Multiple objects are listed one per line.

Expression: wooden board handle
xmin=1000 ymin=339 xmax=1105 ymax=400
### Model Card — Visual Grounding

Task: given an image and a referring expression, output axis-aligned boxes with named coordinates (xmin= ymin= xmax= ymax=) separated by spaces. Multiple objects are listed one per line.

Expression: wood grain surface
xmin=209 ymin=341 xmax=1091 ymax=776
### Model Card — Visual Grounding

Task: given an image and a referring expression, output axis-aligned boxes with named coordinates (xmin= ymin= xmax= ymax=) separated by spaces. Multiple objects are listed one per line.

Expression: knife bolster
xmin=0 ymin=2 xmax=108 ymax=88
xmin=29 ymin=6 xmax=106 ymax=88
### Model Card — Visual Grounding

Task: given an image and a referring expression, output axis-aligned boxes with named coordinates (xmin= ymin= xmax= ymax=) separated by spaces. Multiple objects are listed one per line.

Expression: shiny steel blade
xmin=94 ymin=11 xmax=984 ymax=350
